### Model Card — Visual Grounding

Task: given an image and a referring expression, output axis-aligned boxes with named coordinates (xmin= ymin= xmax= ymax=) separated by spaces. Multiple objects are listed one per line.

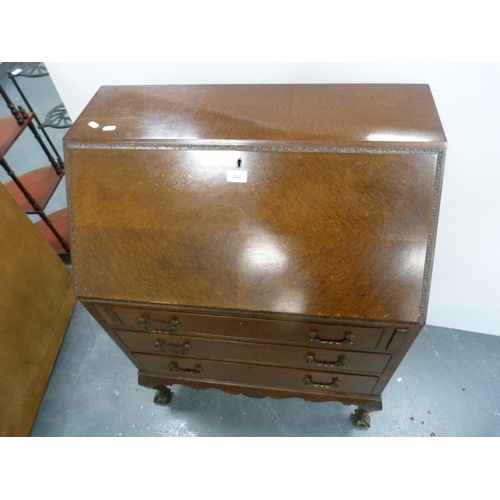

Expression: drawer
xmin=116 ymin=329 xmax=392 ymax=375
xmin=133 ymin=353 xmax=379 ymax=396
xmin=95 ymin=303 xmax=386 ymax=350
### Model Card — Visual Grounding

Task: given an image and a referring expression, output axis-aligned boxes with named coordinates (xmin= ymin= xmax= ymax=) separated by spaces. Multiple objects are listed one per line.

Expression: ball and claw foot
xmin=153 ymin=385 xmax=172 ymax=405
xmin=354 ymin=407 xmax=371 ymax=428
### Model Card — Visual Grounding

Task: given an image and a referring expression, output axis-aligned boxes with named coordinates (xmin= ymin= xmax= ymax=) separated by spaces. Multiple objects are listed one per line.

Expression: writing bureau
xmin=64 ymin=84 xmax=446 ymax=427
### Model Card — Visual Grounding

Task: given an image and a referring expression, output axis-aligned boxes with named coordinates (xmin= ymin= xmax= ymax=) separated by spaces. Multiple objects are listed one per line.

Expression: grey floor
xmin=2 ymin=66 xmax=499 ymax=437
xmin=29 ymin=302 xmax=500 ymax=437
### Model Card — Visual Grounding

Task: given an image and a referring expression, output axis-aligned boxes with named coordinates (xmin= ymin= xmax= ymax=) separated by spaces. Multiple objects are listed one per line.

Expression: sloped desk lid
xmin=65 ymin=84 xmax=446 ymax=325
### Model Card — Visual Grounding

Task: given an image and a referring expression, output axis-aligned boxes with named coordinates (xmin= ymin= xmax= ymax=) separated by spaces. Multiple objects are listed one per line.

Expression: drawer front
xmin=116 ymin=329 xmax=391 ymax=374
xmin=134 ymin=353 xmax=379 ymax=396
xmin=97 ymin=303 xmax=386 ymax=350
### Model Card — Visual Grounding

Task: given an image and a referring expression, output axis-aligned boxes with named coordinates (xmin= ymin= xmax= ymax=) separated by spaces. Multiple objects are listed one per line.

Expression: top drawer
xmin=92 ymin=303 xmax=388 ymax=351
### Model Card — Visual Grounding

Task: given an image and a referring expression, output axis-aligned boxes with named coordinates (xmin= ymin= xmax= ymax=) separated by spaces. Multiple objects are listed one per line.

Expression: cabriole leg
xmin=354 ymin=407 xmax=371 ymax=428
xmin=153 ymin=385 xmax=172 ymax=405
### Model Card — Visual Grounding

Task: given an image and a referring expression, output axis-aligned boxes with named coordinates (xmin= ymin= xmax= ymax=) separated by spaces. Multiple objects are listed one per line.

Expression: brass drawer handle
xmin=168 ymin=362 xmax=202 ymax=375
xmin=153 ymin=340 xmax=191 ymax=355
xmin=305 ymin=354 xmax=348 ymax=368
xmin=308 ymin=331 xmax=355 ymax=346
xmin=137 ymin=317 xmax=180 ymax=335
xmin=303 ymin=376 xmax=341 ymax=389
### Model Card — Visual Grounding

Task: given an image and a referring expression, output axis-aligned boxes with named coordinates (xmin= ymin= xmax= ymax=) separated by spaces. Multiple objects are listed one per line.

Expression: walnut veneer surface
xmin=64 ymin=84 xmax=446 ymax=416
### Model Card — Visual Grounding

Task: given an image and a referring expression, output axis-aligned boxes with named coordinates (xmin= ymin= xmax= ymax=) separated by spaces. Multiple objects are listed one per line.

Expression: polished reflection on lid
xmin=66 ymin=84 xmax=446 ymax=146
xmin=242 ymin=236 xmax=288 ymax=272
xmin=367 ymin=132 xmax=435 ymax=142
xmin=271 ymin=288 xmax=307 ymax=315
xmin=184 ymin=150 xmax=243 ymax=170
xmin=399 ymin=243 xmax=427 ymax=279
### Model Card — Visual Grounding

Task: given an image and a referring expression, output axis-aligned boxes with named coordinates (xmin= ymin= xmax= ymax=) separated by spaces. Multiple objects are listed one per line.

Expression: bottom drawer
xmin=133 ymin=353 xmax=379 ymax=396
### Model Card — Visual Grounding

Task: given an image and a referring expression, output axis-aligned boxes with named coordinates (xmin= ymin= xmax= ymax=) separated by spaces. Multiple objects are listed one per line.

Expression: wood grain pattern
xmin=96 ymin=303 xmax=387 ymax=351
xmin=0 ymin=183 xmax=75 ymax=437
xmin=133 ymin=353 xmax=379 ymax=396
xmin=64 ymin=84 xmax=446 ymax=147
xmin=67 ymin=147 xmax=438 ymax=323
xmin=65 ymin=84 xmax=446 ymax=418
xmin=114 ymin=329 xmax=392 ymax=374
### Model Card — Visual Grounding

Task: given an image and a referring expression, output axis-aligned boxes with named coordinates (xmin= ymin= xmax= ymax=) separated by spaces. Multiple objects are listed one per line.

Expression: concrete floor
xmin=1 ymin=66 xmax=499 ymax=437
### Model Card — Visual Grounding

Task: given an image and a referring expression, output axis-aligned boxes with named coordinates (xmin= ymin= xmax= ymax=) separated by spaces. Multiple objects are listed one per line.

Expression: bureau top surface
xmin=64 ymin=84 xmax=446 ymax=146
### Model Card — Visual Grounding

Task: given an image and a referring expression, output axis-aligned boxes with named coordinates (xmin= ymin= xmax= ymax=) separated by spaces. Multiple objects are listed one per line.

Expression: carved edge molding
xmin=65 ymin=143 xmax=445 ymax=326
xmin=64 ymin=146 xmax=79 ymax=297
xmin=419 ymin=148 xmax=446 ymax=326
xmin=65 ymin=142 xmax=444 ymax=155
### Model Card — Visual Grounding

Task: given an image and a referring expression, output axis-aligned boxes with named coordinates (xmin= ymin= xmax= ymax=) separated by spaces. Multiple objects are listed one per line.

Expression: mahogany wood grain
xmin=64 ymin=84 xmax=446 ymax=147
xmin=65 ymin=84 xmax=446 ymax=419
xmin=137 ymin=372 xmax=384 ymax=410
xmin=67 ymin=148 xmax=438 ymax=324
xmin=0 ymin=183 xmax=75 ymax=437
xmin=99 ymin=303 xmax=387 ymax=351
xmin=114 ymin=329 xmax=392 ymax=374
xmin=133 ymin=353 xmax=379 ymax=396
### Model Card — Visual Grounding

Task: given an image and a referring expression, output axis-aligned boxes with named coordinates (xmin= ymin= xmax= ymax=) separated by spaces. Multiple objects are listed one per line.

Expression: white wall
xmin=46 ymin=62 xmax=500 ymax=336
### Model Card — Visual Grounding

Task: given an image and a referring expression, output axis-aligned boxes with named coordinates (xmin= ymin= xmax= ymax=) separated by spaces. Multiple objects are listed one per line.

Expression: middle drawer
xmin=115 ymin=329 xmax=391 ymax=375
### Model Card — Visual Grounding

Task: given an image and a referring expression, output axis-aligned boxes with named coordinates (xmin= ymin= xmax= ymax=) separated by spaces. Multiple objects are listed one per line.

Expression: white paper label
xmin=88 ymin=121 xmax=99 ymax=128
xmin=226 ymin=170 xmax=247 ymax=183
xmin=102 ymin=125 xmax=116 ymax=131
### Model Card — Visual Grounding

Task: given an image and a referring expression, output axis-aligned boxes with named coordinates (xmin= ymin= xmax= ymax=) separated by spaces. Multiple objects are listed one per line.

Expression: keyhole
xmin=237 ymin=158 xmax=242 ymax=168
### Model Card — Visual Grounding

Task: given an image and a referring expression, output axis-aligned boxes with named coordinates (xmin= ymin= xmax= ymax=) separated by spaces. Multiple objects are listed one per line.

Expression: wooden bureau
xmin=64 ymin=84 xmax=446 ymax=427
